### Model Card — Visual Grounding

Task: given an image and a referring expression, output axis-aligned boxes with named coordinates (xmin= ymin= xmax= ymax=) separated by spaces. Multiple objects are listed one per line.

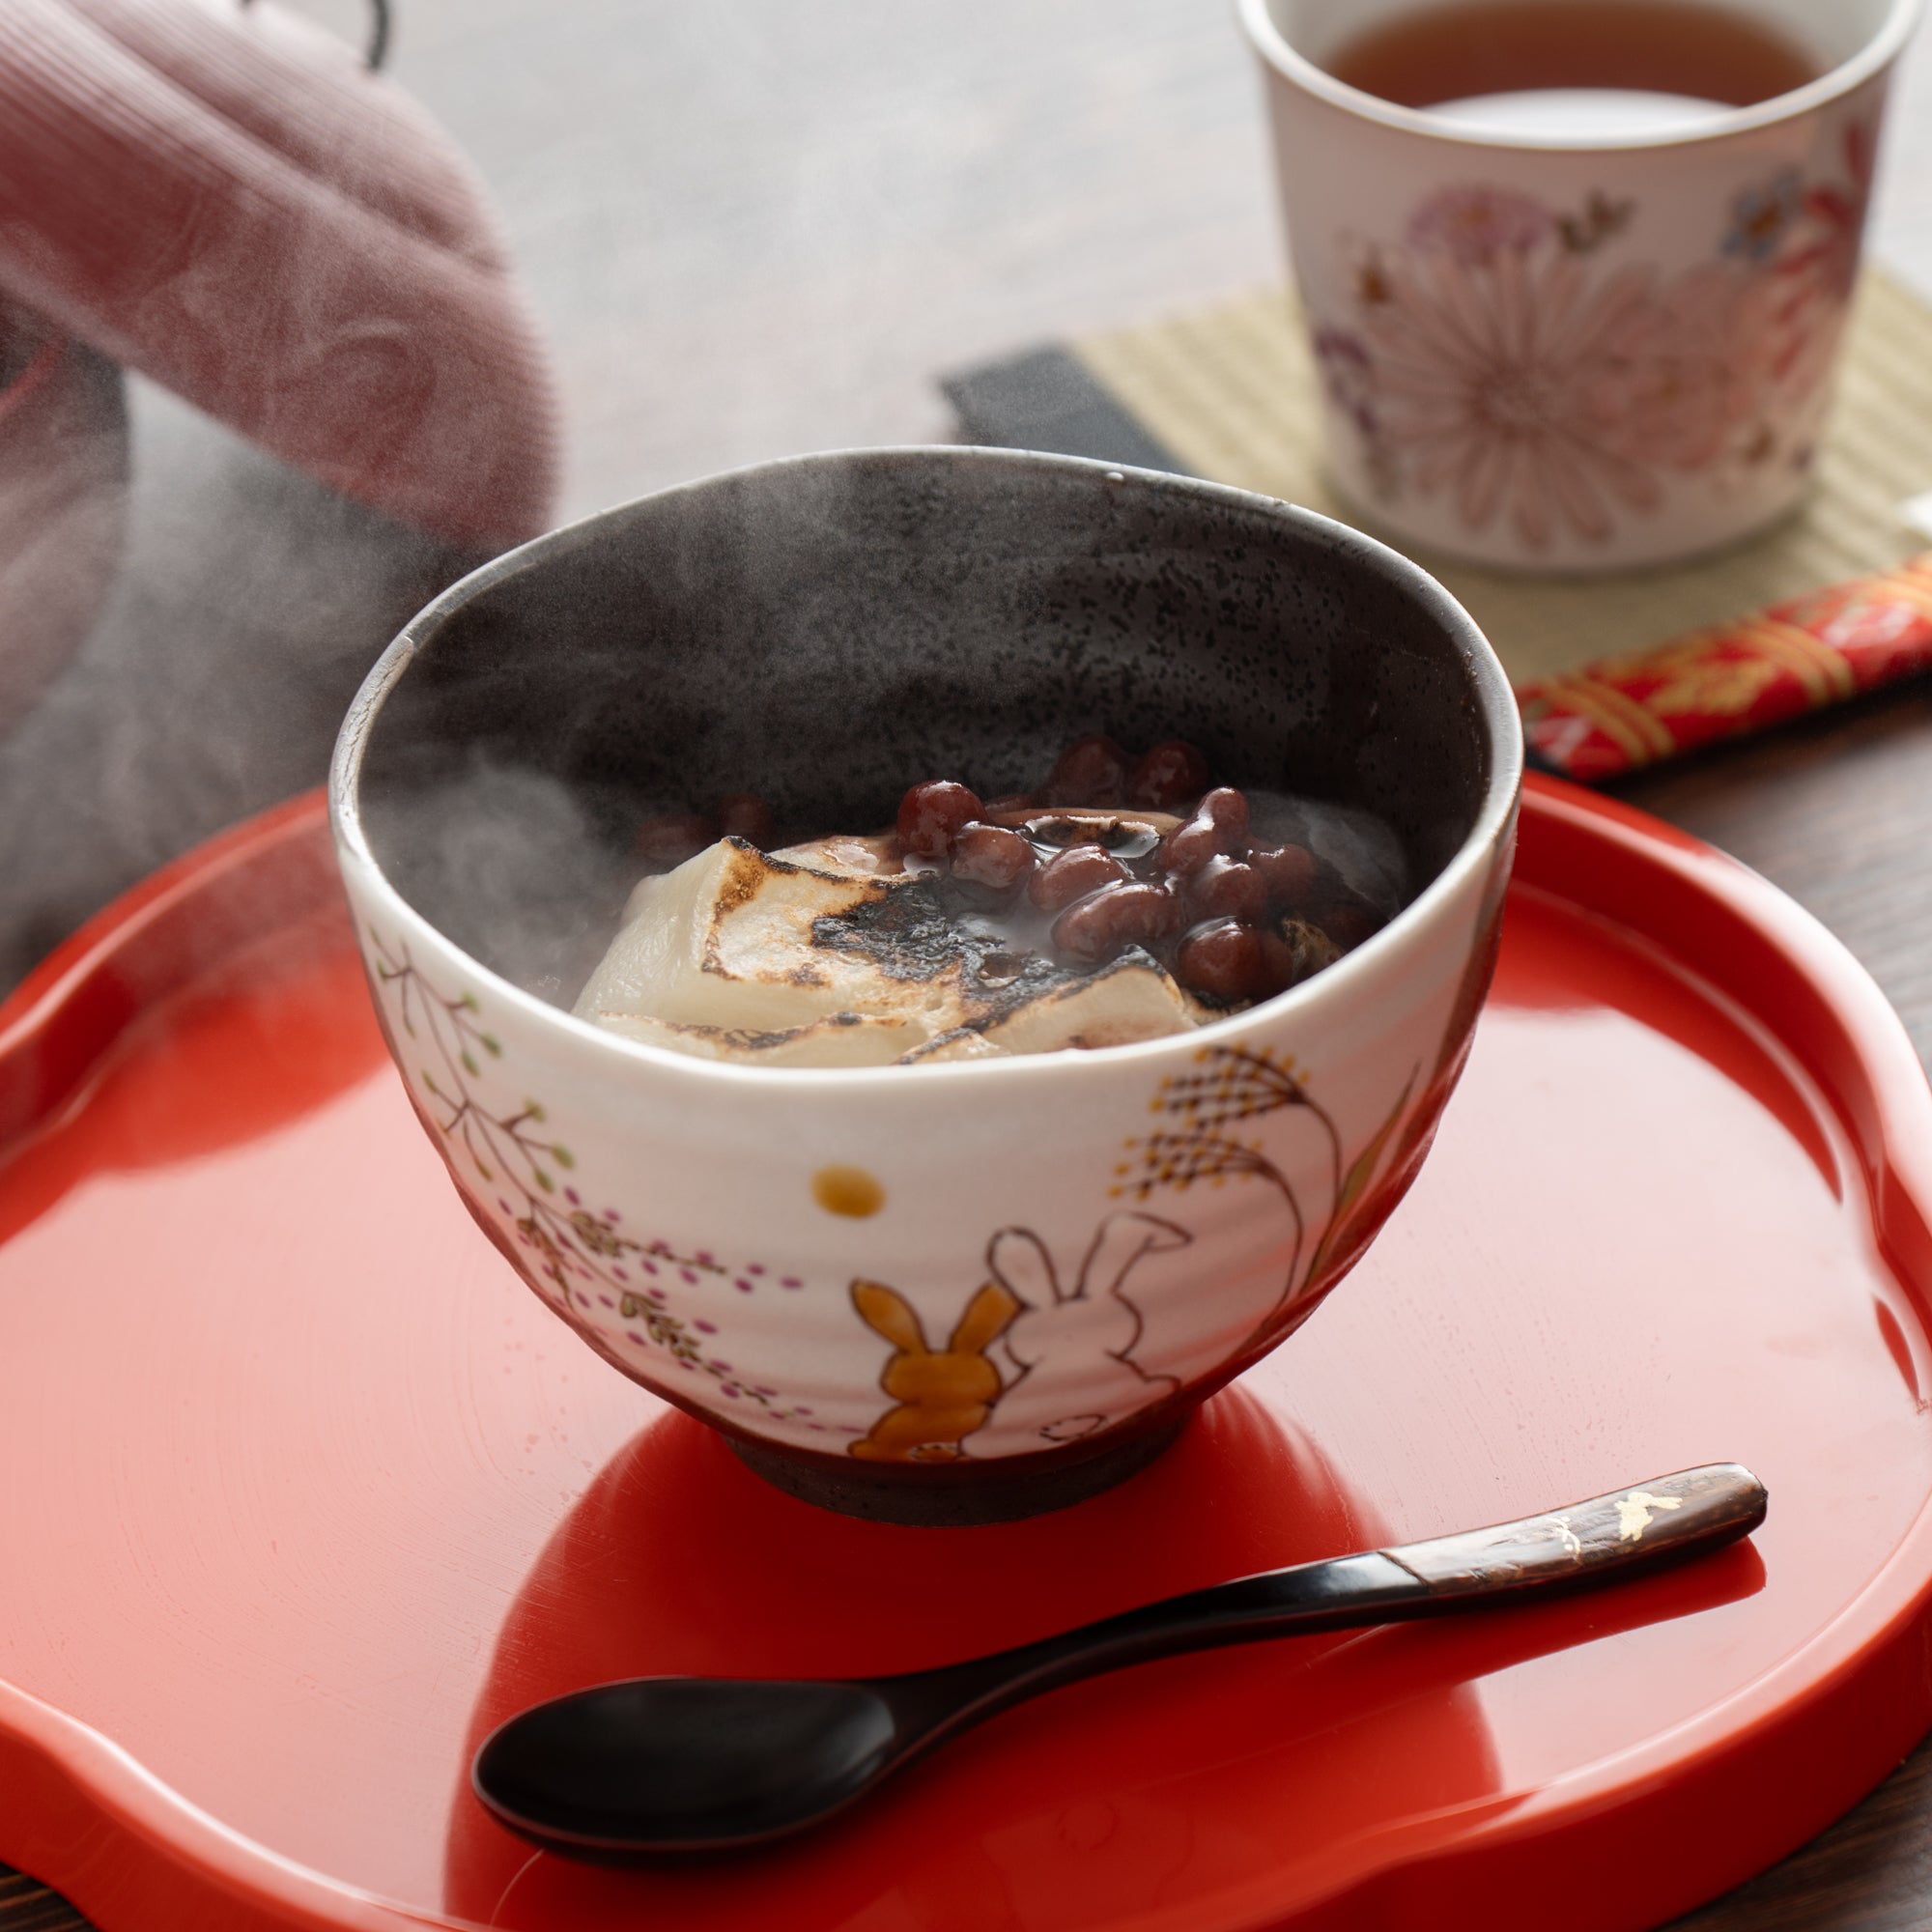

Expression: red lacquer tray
xmin=5 ymin=777 xmax=1932 ymax=1932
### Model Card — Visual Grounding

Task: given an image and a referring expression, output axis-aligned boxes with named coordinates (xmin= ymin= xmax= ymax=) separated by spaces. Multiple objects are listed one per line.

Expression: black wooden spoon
xmin=473 ymin=1463 xmax=1764 ymax=1855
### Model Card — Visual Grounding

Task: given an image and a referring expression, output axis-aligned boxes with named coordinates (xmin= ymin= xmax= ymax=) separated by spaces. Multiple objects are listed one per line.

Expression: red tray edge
xmin=0 ymin=1681 xmax=416 ymax=1932
xmin=6 ymin=777 xmax=1932 ymax=1932
xmin=0 ymin=790 xmax=329 ymax=1037
xmin=0 ymin=791 xmax=336 ymax=1159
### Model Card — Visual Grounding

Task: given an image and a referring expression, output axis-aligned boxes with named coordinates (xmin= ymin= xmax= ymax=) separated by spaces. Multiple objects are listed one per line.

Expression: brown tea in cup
xmin=1326 ymin=0 xmax=1817 ymax=128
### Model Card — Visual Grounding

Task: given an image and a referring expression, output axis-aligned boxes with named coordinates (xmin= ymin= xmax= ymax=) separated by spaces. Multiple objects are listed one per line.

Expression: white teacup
xmin=1238 ymin=0 xmax=1922 ymax=571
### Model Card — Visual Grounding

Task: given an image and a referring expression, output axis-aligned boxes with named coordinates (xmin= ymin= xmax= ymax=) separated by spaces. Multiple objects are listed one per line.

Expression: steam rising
xmin=0 ymin=377 xmax=472 ymax=992
xmin=375 ymin=753 xmax=639 ymax=1005
xmin=1248 ymin=790 xmax=1407 ymax=921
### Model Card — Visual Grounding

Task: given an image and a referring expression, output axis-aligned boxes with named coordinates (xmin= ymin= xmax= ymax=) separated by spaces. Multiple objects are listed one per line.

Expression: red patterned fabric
xmin=1518 ymin=555 xmax=1932 ymax=781
xmin=0 ymin=0 xmax=558 ymax=552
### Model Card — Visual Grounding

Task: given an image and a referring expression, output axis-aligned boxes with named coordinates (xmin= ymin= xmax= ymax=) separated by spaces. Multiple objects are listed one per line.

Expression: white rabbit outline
xmin=980 ymin=1209 xmax=1190 ymax=1448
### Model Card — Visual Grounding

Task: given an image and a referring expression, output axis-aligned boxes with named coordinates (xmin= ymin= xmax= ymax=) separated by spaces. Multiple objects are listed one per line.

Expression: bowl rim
xmin=1235 ymin=0 xmax=1924 ymax=154
xmin=328 ymin=444 xmax=1524 ymax=1092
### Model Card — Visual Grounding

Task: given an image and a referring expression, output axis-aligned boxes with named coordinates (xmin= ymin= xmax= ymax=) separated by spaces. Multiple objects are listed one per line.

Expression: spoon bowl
xmin=476 ymin=1678 xmax=899 ymax=1849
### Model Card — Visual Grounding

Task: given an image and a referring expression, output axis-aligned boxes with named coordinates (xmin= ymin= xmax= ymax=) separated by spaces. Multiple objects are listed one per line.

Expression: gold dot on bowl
xmin=813 ymin=1165 xmax=885 ymax=1218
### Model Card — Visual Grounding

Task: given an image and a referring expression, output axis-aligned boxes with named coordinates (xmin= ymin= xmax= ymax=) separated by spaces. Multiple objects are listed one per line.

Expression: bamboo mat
xmin=1060 ymin=269 xmax=1932 ymax=689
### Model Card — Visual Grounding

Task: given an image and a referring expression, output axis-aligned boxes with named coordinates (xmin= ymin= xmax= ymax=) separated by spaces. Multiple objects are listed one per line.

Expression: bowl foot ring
xmin=727 ymin=1418 xmax=1188 ymax=1525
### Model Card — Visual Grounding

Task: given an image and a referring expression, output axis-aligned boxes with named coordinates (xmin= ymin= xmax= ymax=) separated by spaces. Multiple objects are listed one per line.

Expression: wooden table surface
xmin=7 ymin=1 xmax=1932 ymax=1925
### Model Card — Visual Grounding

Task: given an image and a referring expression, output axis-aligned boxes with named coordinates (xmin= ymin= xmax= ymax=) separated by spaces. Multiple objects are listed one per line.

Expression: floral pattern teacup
xmin=1240 ymin=0 xmax=1921 ymax=571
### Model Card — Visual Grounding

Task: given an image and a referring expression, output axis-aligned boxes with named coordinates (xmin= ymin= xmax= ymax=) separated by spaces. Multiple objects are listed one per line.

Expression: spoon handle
xmin=879 ymin=1463 xmax=1765 ymax=1731
xmin=1379 ymin=1462 xmax=1763 ymax=1596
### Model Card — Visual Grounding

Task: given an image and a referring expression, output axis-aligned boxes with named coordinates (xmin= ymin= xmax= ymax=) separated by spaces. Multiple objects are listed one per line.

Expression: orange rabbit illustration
xmin=847 ymin=1279 xmax=1021 ymax=1463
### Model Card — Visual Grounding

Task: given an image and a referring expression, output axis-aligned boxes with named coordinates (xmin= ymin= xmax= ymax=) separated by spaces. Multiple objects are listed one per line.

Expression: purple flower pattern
xmin=365 ymin=931 xmax=836 ymax=1432
xmin=1323 ymin=140 xmax=1872 ymax=550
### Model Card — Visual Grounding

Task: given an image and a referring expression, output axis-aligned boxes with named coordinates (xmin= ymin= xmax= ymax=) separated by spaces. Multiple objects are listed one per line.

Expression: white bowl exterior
xmin=1242 ymin=12 xmax=1909 ymax=570
xmin=336 ymin=810 xmax=1512 ymax=1465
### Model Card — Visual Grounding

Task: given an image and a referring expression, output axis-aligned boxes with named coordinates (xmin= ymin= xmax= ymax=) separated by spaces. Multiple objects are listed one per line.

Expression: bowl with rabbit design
xmin=329 ymin=447 xmax=1520 ymax=1523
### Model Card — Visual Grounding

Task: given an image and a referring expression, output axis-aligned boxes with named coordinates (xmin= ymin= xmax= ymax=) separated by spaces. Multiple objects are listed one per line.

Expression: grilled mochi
xmin=573 ymin=836 xmax=1211 ymax=1067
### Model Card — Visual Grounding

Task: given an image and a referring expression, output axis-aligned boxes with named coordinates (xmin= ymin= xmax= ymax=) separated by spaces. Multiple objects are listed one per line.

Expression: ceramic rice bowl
xmin=329 ymin=447 xmax=1521 ymax=1524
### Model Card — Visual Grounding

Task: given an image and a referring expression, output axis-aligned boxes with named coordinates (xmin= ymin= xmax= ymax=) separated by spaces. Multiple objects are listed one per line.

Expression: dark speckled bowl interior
xmin=353 ymin=447 xmax=1511 ymax=1005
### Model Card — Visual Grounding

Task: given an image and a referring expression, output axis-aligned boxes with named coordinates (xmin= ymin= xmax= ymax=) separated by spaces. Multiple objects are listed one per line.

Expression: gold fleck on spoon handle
xmin=1381 ymin=1463 xmax=1768 ymax=1599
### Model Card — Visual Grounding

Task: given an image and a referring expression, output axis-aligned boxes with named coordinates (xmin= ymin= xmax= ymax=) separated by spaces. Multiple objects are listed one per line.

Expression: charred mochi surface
xmin=574 ymin=837 xmax=1211 ymax=1067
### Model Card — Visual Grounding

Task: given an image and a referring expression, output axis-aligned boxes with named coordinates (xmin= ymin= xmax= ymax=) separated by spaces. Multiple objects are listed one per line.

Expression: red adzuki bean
xmin=1250 ymin=841 xmax=1319 ymax=907
xmin=952 ymin=823 xmax=1035 ymax=890
xmin=1029 ymin=844 xmax=1128 ymax=912
xmin=1126 ymin=740 xmax=1209 ymax=809
xmin=1045 ymin=735 xmax=1129 ymax=807
xmin=1158 ymin=811 xmax=1220 ymax=878
xmin=1052 ymin=881 xmax=1178 ymax=962
xmin=1318 ymin=896 xmax=1384 ymax=952
xmin=1197 ymin=786 xmax=1251 ymax=851
xmin=896 ymin=781 xmax=983 ymax=859
xmin=1188 ymin=856 xmax=1269 ymax=925
xmin=1177 ymin=919 xmax=1267 ymax=1000
xmin=717 ymin=793 xmax=776 ymax=845
xmin=1258 ymin=928 xmax=1300 ymax=997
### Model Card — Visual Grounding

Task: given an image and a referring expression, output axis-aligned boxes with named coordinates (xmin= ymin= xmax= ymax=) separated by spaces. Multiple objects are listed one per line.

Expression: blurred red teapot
xmin=0 ymin=302 xmax=127 ymax=728
xmin=0 ymin=0 xmax=557 ymax=563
